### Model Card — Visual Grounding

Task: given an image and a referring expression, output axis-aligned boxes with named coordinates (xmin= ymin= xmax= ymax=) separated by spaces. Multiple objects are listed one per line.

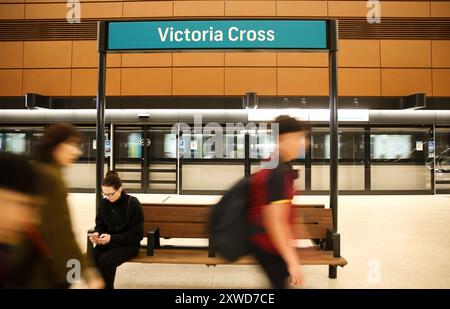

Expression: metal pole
xmin=329 ymin=49 xmax=338 ymax=233
xmin=96 ymin=21 xmax=107 ymax=214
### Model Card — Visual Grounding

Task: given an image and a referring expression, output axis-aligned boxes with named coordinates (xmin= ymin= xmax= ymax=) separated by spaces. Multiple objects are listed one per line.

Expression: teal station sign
xmin=106 ymin=20 xmax=332 ymax=51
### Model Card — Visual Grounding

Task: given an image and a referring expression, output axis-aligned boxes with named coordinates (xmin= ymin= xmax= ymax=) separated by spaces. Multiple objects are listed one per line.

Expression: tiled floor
xmin=68 ymin=194 xmax=450 ymax=289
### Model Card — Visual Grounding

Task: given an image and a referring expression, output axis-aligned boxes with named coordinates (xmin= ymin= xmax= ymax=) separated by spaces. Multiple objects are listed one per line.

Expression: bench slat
xmin=130 ymin=247 xmax=348 ymax=266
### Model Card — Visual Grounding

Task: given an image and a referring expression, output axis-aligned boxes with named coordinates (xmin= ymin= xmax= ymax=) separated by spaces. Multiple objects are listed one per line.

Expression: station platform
xmin=68 ymin=194 xmax=450 ymax=289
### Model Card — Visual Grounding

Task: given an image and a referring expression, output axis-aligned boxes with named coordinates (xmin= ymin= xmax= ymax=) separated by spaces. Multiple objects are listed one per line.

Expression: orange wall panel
xmin=0 ymin=70 xmax=22 ymax=96
xmin=23 ymin=41 xmax=72 ymax=68
xmin=121 ymin=68 xmax=172 ymax=95
xmin=339 ymin=40 xmax=380 ymax=67
xmin=381 ymin=69 xmax=432 ymax=96
xmin=432 ymin=69 xmax=450 ymax=97
xmin=0 ymin=4 xmax=25 ymax=19
xmin=123 ymin=1 xmax=173 ymax=18
xmin=277 ymin=1 xmax=327 ymax=17
xmin=122 ymin=53 xmax=173 ymax=67
xmin=381 ymin=40 xmax=431 ymax=68
xmin=173 ymin=68 xmax=224 ymax=95
xmin=23 ymin=69 xmax=71 ymax=96
xmin=338 ymin=68 xmax=381 ymax=96
xmin=72 ymin=41 xmax=121 ymax=68
xmin=106 ymin=68 xmax=121 ymax=96
xmin=25 ymin=4 xmax=66 ymax=19
xmin=328 ymin=1 xmax=367 ymax=17
xmin=0 ymin=42 xmax=23 ymax=69
xmin=277 ymin=52 xmax=328 ymax=67
xmin=432 ymin=41 xmax=450 ymax=68
xmin=225 ymin=68 xmax=276 ymax=95
xmin=225 ymin=53 xmax=276 ymax=67
xmin=78 ymin=3 xmax=123 ymax=19
xmin=71 ymin=69 xmax=96 ymax=96
xmin=173 ymin=53 xmax=224 ymax=67
xmin=431 ymin=2 xmax=450 ymax=18
xmin=277 ymin=68 xmax=328 ymax=95
xmin=382 ymin=2 xmax=430 ymax=18
xmin=174 ymin=1 xmax=225 ymax=16
xmin=225 ymin=1 xmax=276 ymax=16
xmin=72 ymin=41 xmax=97 ymax=68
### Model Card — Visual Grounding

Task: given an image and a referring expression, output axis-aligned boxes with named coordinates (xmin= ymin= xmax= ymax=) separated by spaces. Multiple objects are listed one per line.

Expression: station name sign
xmin=106 ymin=20 xmax=333 ymax=51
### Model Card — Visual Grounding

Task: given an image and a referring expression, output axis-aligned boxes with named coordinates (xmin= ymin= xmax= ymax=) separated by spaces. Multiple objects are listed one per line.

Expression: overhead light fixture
xmin=300 ymin=97 xmax=307 ymax=106
xmin=352 ymin=98 xmax=359 ymax=107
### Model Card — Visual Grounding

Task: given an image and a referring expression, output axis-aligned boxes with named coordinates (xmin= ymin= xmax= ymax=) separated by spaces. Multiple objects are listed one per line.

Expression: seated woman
xmin=89 ymin=171 xmax=144 ymax=289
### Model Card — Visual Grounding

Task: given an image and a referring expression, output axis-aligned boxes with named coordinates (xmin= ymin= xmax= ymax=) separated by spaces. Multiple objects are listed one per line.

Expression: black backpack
xmin=208 ymin=176 xmax=261 ymax=262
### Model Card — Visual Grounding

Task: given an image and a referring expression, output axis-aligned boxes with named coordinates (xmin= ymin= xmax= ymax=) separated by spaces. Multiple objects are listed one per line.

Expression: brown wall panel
xmin=381 ymin=69 xmax=432 ymax=96
xmin=431 ymin=2 xmax=450 ymax=18
xmin=276 ymin=1 xmax=327 ymax=17
xmin=0 ymin=4 xmax=24 ymax=19
xmin=0 ymin=70 xmax=22 ymax=96
xmin=338 ymin=68 xmax=381 ymax=96
xmin=432 ymin=41 xmax=450 ymax=68
xmin=23 ymin=69 xmax=71 ymax=96
xmin=277 ymin=68 xmax=328 ymax=95
xmin=71 ymin=68 xmax=96 ymax=96
xmin=173 ymin=53 xmax=224 ymax=67
xmin=0 ymin=42 xmax=23 ymax=69
xmin=225 ymin=68 xmax=276 ymax=95
xmin=121 ymin=68 xmax=172 ymax=95
xmin=277 ymin=52 xmax=328 ymax=67
xmin=432 ymin=69 xmax=450 ymax=97
xmin=339 ymin=40 xmax=380 ymax=68
xmin=23 ymin=41 xmax=72 ymax=68
xmin=123 ymin=1 xmax=173 ymax=18
xmin=381 ymin=40 xmax=431 ymax=68
xmin=122 ymin=53 xmax=172 ymax=67
xmin=173 ymin=68 xmax=224 ymax=95
xmin=225 ymin=53 xmax=276 ymax=67
xmin=174 ymin=1 xmax=225 ymax=16
xmin=25 ymin=4 xmax=66 ymax=19
xmin=225 ymin=1 xmax=276 ymax=16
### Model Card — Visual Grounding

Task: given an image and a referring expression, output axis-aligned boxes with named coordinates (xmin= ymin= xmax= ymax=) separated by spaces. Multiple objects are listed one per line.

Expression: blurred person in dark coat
xmin=31 ymin=123 xmax=104 ymax=289
xmin=0 ymin=152 xmax=42 ymax=287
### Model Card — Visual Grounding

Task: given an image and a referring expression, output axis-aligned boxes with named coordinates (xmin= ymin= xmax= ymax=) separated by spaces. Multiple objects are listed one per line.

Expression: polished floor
xmin=68 ymin=194 xmax=450 ymax=289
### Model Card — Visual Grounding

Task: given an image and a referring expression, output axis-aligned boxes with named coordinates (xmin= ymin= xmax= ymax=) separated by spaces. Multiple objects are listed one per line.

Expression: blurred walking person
xmin=32 ymin=123 xmax=104 ymax=288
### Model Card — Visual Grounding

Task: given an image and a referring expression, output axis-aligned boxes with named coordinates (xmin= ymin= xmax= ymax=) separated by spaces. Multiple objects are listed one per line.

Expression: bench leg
xmin=147 ymin=228 xmax=160 ymax=256
xmin=208 ymin=237 xmax=215 ymax=257
xmin=329 ymin=265 xmax=337 ymax=279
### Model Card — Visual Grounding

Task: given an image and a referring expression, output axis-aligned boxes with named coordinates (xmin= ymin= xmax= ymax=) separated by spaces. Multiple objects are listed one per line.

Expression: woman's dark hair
xmin=38 ymin=123 xmax=82 ymax=163
xmin=0 ymin=152 xmax=38 ymax=196
xmin=102 ymin=170 xmax=122 ymax=190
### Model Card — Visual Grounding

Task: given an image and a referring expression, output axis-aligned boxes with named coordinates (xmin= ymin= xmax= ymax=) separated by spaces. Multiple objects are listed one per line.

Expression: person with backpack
xmin=89 ymin=171 xmax=144 ymax=289
xmin=209 ymin=115 xmax=307 ymax=289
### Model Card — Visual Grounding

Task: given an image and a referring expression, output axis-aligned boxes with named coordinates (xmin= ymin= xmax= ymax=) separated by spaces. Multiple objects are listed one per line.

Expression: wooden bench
xmin=88 ymin=203 xmax=347 ymax=279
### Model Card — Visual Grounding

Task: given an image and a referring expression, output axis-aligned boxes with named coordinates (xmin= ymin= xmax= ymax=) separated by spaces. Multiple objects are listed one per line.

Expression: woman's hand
xmin=98 ymin=233 xmax=111 ymax=245
xmin=89 ymin=232 xmax=99 ymax=245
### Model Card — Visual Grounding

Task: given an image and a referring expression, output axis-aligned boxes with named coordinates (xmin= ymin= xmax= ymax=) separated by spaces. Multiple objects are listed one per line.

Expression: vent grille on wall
xmin=0 ymin=18 xmax=449 ymax=41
